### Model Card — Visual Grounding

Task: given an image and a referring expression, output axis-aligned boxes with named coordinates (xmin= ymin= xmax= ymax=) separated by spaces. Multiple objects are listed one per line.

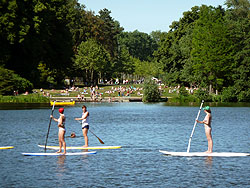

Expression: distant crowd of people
xmin=75 ymin=85 xmax=144 ymax=102
xmin=13 ymin=77 xmax=198 ymax=99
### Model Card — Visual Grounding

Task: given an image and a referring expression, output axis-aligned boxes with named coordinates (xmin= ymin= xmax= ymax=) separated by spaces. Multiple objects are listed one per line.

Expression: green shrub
xmin=179 ymin=86 xmax=189 ymax=97
xmin=170 ymin=94 xmax=198 ymax=103
xmin=237 ymin=89 xmax=250 ymax=102
xmin=194 ymin=89 xmax=209 ymax=101
xmin=221 ymin=87 xmax=237 ymax=102
xmin=211 ymin=94 xmax=223 ymax=102
xmin=143 ymin=79 xmax=161 ymax=102
xmin=0 ymin=67 xmax=33 ymax=95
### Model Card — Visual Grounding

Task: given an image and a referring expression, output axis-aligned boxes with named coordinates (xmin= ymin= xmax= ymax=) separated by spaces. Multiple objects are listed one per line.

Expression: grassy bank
xmin=0 ymin=93 xmax=50 ymax=103
xmin=0 ymin=84 xmax=186 ymax=103
xmin=35 ymin=84 xmax=178 ymax=99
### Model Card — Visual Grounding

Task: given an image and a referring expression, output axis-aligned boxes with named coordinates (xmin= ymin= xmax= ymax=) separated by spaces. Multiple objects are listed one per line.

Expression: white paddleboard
xmin=22 ymin=151 xmax=97 ymax=156
xmin=0 ymin=146 xmax=14 ymax=150
xmin=38 ymin=145 xmax=122 ymax=150
xmin=159 ymin=150 xmax=250 ymax=157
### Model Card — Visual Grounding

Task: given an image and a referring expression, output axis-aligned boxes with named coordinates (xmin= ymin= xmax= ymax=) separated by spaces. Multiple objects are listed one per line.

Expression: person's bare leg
xmin=57 ymin=131 xmax=62 ymax=153
xmin=205 ymin=128 xmax=213 ymax=153
xmin=82 ymin=128 xmax=89 ymax=147
xmin=61 ymin=130 xmax=66 ymax=154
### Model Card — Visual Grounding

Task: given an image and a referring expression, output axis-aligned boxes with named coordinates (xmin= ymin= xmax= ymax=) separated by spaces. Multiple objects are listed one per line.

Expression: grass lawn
xmin=0 ymin=84 xmax=180 ymax=103
xmin=36 ymin=84 xmax=179 ymax=99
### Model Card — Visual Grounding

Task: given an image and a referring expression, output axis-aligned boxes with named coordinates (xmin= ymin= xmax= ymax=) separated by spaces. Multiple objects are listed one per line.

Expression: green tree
xmin=225 ymin=0 xmax=250 ymax=101
xmin=150 ymin=30 xmax=167 ymax=45
xmin=191 ymin=5 xmax=234 ymax=93
xmin=97 ymin=8 xmax=123 ymax=60
xmin=133 ymin=58 xmax=163 ymax=78
xmin=118 ymin=46 xmax=135 ymax=75
xmin=75 ymin=39 xmax=111 ymax=85
xmin=154 ymin=6 xmax=200 ymax=86
xmin=64 ymin=0 xmax=89 ymax=53
xmin=0 ymin=0 xmax=74 ymax=87
xmin=37 ymin=62 xmax=56 ymax=88
xmin=119 ymin=30 xmax=157 ymax=61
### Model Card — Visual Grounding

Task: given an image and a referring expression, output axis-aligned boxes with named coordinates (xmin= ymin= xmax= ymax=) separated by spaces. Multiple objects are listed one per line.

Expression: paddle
xmin=77 ymin=120 xmax=104 ymax=144
xmin=89 ymin=129 xmax=105 ymax=144
xmin=187 ymin=100 xmax=204 ymax=153
xmin=44 ymin=101 xmax=56 ymax=152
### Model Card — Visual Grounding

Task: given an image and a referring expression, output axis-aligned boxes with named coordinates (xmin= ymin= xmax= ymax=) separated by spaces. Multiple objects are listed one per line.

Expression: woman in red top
xmin=51 ymin=108 xmax=66 ymax=154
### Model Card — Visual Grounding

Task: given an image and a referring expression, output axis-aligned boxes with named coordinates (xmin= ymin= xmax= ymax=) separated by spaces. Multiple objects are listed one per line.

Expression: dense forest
xmin=0 ymin=0 xmax=249 ymax=102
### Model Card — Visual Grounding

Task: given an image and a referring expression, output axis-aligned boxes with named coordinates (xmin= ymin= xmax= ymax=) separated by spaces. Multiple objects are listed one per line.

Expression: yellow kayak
xmin=50 ymin=101 xmax=75 ymax=106
xmin=0 ymin=146 xmax=14 ymax=150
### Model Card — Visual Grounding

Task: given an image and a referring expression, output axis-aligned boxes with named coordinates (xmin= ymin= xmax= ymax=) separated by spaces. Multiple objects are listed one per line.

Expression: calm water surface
xmin=0 ymin=102 xmax=249 ymax=188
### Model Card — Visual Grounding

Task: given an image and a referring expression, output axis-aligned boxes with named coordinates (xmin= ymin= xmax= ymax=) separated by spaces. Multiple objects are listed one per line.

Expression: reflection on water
xmin=1 ymin=101 xmax=250 ymax=110
xmin=56 ymin=155 xmax=66 ymax=175
xmin=57 ymin=155 xmax=66 ymax=166
xmin=0 ymin=103 xmax=50 ymax=110
xmin=205 ymin=156 xmax=213 ymax=167
xmin=57 ymin=155 xmax=66 ymax=171
xmin=164 ymin=102 xmax=250 ymax=107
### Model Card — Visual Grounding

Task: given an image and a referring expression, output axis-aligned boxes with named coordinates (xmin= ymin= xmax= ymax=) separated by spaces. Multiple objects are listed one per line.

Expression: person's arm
xmin=50 ymin=115 xmax=58 ymax=122
xmin=196 ymin=119 xmax=204 ymax=124
xmin=75 ymin=115 xmax=83 ymax=121
xmin=75 ymin=112 xmax=89 ymax=121
xmin=196 ymin=115 xmax=210 ymax=125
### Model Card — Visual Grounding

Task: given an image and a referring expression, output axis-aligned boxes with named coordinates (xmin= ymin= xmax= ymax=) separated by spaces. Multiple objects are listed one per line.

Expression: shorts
xmin=82 ymin=125 xmax=89 ymax=129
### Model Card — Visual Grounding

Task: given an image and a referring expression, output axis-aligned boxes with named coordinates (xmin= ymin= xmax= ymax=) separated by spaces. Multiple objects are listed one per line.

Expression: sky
xmin=79 ymin=0 xmax=227 ymax=34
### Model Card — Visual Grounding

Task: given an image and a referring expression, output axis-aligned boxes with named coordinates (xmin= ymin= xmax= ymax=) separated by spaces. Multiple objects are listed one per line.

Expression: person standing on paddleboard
xmin=196 ymin=106 xmax=213 ymax=153
xmin=51 ymin=108 xmax=66 ymax=154
xmin=75 ymin=105 xmax=89 ymax=147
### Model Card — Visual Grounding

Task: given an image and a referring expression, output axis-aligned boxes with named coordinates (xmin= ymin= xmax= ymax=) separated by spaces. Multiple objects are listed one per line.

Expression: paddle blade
xmin=98 ymin=138 xmax=105 ymax=144
xmin=89 ymin=129 xmax=104 ymax=144
xmin=52 ymin=101 xmax=56 ymax=110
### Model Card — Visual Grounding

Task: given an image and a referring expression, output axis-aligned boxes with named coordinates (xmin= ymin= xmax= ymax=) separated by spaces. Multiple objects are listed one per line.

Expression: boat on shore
xmin=50 ymin=100 xmax=75 ymax=106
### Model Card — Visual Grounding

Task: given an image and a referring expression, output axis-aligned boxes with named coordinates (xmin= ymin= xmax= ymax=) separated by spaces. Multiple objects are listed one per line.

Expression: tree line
xmin=0 ymin=0 xmax=249 ymax=102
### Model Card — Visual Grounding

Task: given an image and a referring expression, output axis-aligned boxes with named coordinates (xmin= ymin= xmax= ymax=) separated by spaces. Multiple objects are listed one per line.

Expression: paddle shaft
xmin=77 ymin=120 xmax=104 ymax=144
xmin=44 ymin=101 xmax=56 ymax=152
xmin=187 ymin=100 xmax=204 ymax=153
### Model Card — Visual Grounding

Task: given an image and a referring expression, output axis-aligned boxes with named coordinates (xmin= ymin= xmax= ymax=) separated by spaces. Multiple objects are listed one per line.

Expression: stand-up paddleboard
xmin=159 ymin=150 xmax=250 ymax=157
xmin=22 ymin=151 xmax=97 ymax=156
xmin=38 ymin=145 xmax=121 ymax=150
xmin=0 ymin=146 xmax=14 ymax=150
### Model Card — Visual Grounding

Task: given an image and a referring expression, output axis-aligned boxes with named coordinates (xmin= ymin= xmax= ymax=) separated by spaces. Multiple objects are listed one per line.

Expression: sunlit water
xmin=0 ymin=102 xmax=249 ymax=187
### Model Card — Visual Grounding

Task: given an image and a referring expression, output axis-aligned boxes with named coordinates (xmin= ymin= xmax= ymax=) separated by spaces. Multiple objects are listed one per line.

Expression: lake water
xmin=0 ymin=102 xmax=249 ymax=188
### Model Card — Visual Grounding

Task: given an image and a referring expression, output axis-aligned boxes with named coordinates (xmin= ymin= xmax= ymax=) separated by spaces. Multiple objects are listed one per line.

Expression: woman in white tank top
xmin=75 ymin=105 xmax=89 ymax=147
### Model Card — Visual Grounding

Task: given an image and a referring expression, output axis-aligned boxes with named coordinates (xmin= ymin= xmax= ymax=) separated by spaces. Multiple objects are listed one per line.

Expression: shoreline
xmin=1 ymin=100 xmax=250 ymax=109
xmin=1 ymin=96 xmax=250 ymax=107
xmin=50 ymin=96 xmax=144 ymax=102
